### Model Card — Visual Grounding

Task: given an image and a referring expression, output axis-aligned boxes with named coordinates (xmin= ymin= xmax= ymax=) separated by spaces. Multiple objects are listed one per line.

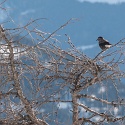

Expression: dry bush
xmin=0 ymin=14 xmax=125 ymax=125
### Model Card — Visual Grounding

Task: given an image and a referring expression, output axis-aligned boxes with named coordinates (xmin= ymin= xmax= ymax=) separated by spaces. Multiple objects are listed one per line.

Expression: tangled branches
xmin=0 ymin=19 xmax=125 ymax=125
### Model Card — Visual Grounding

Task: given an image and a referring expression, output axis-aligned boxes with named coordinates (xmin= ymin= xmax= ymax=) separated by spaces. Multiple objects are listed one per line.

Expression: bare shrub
xmin=0 ymin=9 xmax=125 ymax=125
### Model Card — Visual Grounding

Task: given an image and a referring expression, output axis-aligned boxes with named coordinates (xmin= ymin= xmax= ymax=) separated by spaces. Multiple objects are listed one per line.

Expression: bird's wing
xmin=105 ymin=41 xmax=112 ymax=45
xmin=106 ymin=42 xmax=112 ymax=45
xmin=104 ymin=39 xmax=112 ymax=45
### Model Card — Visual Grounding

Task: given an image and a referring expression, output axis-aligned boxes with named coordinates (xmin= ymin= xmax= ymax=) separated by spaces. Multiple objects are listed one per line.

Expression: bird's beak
xmin=96 ymin=39 xmax=98 ymax=41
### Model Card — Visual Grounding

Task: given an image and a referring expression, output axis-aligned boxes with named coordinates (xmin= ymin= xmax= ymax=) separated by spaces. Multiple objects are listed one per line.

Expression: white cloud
xmin=91 ymin=107 xmax=100 ymax=112
xmin=77 ymin=0 xmax=125 ymax=4
xmin=98 ymin=86 xmax=106 ymax=94
xmin=21 ymin=9 xmax=35 ymax=16
xmin=57 ymin=102 xmax=71 ymax=109
xmin=77 ymin=44 xmax=96 ymax=51
xmin=114 ymin=107 xmax=119 ymax=115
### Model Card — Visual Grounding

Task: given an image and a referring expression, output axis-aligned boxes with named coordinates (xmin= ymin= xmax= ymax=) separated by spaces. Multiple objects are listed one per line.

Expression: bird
xmin=96 ymin=36 xmax=112 ymax=51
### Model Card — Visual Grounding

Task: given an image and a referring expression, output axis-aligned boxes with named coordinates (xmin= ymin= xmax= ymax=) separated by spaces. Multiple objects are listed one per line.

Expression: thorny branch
xmin=0 ymin=17 xmax=125 ymax=125
xmin=0 ymin=25 xmax=48 ymax=125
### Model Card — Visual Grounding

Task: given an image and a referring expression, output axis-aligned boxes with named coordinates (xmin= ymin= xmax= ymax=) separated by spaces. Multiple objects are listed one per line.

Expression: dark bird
xmin=96 ymin=36 xmax=112 ymax=50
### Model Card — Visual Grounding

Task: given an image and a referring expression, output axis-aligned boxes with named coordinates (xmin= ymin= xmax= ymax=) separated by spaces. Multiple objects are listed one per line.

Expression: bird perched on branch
xmin=96 ymin=36 xmax=112 ymax=51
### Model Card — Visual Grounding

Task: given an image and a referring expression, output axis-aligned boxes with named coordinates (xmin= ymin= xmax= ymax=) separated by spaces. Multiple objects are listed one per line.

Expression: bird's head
xmin=96 ymin=36 xmax=104 ymax=41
